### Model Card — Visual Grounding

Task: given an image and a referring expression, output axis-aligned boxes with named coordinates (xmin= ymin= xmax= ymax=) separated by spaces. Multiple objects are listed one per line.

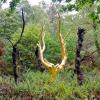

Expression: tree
xmin=38 ymin=14 xmax=67 ymax=80
xmin=0 ymin=0 xmax=20 ymax=11
xmin=10 ymin=0 xmax=20 ymax=11
xmin=58 ymin=0 xmax=100 ymax=61
xmin=7 ymin=8 xmax=25 ymax=83
xmin=75 ymin=28 xmax=85 ymax=85
xmin=75 ymin=0 xmax=100 ymax=56
xmin=17 ymin=0 xmax=34 ymax=23
xmin=47 ymin=3 xmax=57 ymax=34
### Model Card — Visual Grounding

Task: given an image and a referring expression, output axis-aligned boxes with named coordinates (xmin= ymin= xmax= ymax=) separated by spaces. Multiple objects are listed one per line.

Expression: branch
xmin=6 ymin=37 xmax=13 ymax=47
xmin=38 ymin=26 xmax=54 ymax=69
xmin=40 ymin=26 xmax=45 ymax=52
xmin=81 ymin=50 xmax=97 ymax=62
xmin=57 ymin=14 xmax=67 ymax=69
xmin=15 ymin=8 xmax=25 ymax=45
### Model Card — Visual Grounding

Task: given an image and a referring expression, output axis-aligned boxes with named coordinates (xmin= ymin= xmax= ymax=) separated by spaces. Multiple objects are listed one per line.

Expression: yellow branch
xmin=37 ymin=14 xmax=67 ymax=80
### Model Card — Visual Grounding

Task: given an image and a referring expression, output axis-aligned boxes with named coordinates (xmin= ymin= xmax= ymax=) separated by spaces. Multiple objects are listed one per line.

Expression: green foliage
xmin=45 ymin=34 xmax=61 ymax=64
xmin=97 ymin=6 xmax=100 ymax=14
xmin=0 ymin=96 xmax=3 ymax=100
xmin=21 ymin=70 xmax=100 ymax=99
xmin=0 ymin=1 xmax=100 ymax=99
xmin=10 ymin=0 xmax=20 ymax=11
xmin=61 ymin=18 xmax=77 ymax=62
xmin=0 ymin=9 xmax=21 ymax=38
xmin=66 ymin=33 xmax=76 ymax=62
xmin=3 ymin=40 xmax=12 ymax=63
xmin=0 ymin=0 xmax=20 ymax=11
xmin=0 ymin=69 xmax=100 ymax=99
xmin=67 ymin=4 xmax=76 ymax=11
xmin=76 ymin=0 xmax=96 ymax=10
xmin=11 ymin=24 xmax=40 ymax=68
xmin=17 ymin=0 xmax=34 ymax=23
xmin=75 ymin=0 xmax=100 ymax=23
xmin=32 ymin=6 xmax=49 ymax=25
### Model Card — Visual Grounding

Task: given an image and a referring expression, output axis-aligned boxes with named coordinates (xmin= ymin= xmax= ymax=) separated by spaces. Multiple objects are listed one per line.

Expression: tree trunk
xmin=35 ymin=46 xmax=45 ymax=72
xmin=12 ymin=45 xmax=18 ymax=83
xmin=75 ymin=28 xmax=85 ymax=85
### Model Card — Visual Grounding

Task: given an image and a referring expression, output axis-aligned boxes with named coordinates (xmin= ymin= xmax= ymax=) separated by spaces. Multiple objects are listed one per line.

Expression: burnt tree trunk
xmin=12 ymin=45 xmax=18 ymax=83
xmin=6 ymin=8 xmax=25 ymax=83
xmin=35 ymin=46 xmax=45 ymax=72
xmin=75 ymin=28 xmax=85 ymax=85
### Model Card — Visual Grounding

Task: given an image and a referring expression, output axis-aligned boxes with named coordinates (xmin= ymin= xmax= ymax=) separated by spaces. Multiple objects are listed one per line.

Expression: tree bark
xmin=12 ymin=45 xmax=18 ymax=83
xmin=35 ymin=46 xmax=45 ymax=72
xmin=6 ymin=8 xmax=25 ymax=83
xmin=75 ymin=27 xmax=85 ymax=85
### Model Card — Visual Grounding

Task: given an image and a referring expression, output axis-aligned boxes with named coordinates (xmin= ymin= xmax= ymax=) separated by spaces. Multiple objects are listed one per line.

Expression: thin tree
xmin=75 ymin=27 xmax=85 ymax=85
xmin=7 ymin=8 xmax=25 ymax=83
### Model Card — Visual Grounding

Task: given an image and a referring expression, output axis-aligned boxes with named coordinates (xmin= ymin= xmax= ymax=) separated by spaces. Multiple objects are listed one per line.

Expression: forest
xmin=0 ymin=0 xmax=100 ymax=99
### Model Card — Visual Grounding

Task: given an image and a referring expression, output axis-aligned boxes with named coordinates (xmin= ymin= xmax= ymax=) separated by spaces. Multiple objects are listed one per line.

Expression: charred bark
xmin=7 ymin=8 xmax=25 ymax=83
xmin=12 ymin=45 xmax=18 ymax=83
xmin=75 ymin=27 xmax=85 ymax=85
xmin=35 ymin=46 xmax=45 ymax=72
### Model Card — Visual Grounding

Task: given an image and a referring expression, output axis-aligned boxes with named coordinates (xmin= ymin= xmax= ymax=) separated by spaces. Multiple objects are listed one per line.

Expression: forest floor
xmin=0 ymin=68 xmax=100 ymax=100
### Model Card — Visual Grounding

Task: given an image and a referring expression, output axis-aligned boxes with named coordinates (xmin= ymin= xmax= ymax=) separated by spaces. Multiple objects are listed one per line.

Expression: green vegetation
xmin=0 ymin=0 xmax=100 ymax=99
xmin=0 ymin=69 xmax=100 ymax=99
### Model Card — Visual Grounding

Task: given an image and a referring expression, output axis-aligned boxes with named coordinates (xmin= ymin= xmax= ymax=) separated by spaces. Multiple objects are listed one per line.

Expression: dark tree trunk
xmin=12 ymin=45 xmax=18 ymax=83
xmin=35 ymin=46 xmax=45 ymax=72
xmin=75 ymin=28 xmax=85 ymax=85
xmin=7 ymin=8 xmax=25 ymax=83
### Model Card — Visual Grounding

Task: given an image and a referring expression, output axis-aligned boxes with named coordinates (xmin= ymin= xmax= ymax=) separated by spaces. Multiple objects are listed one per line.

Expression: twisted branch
xmin=38 ymin=14 xmax=67 ymax=72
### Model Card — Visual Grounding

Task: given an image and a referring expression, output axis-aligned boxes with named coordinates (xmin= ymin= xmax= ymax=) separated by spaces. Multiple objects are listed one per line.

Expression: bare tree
xmin=37 ymin=14 xmax=67 ymax=80
xmin=7 ymin=8 xmax=25 ymax=83
xmin=75 ymin=27 xmax=85 ymax=85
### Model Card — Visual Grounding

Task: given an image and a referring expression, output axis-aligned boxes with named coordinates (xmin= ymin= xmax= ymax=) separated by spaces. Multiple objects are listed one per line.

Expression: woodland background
xmin=0 ymin=0 xmax=100 ymax=99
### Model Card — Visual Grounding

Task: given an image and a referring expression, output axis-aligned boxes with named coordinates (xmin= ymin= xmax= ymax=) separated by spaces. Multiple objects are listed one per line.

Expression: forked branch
xmin=15 ymin=8 xmax=25 ymax=46
xmin=38 ymin=14 xmax=67 ymax=72
xmin=57 ymin=14 xmax=67 ymax=69
xmin=38 ymin=26 xmax=54 ymax=69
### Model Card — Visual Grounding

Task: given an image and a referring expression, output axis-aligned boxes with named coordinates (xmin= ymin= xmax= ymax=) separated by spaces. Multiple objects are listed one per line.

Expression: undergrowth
xmin=0 ymin=69 xmax=100 ymax=99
